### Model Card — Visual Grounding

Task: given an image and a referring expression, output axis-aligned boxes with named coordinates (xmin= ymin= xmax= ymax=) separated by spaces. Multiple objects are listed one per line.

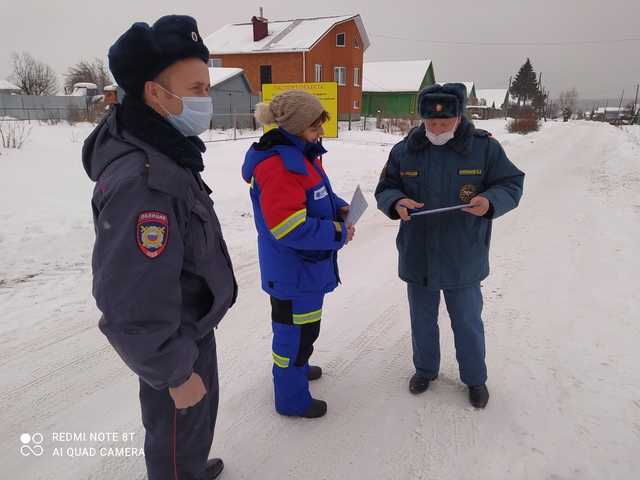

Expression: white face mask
xmin=425 ymin=117 xmax=459 ymax=146
xmin=157 ymin=84 xmax=213 ymax=137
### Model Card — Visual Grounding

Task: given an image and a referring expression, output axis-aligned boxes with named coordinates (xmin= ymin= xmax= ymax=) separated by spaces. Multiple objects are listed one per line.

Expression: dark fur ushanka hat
xmin=108 ymin=15 xmax=210 ymax=99
xmin=417 ymin=83 xmax=467 ymax=119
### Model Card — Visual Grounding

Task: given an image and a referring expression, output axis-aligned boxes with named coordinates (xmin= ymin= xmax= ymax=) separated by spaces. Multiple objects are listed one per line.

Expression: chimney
xmin=252 ymin=15 xmax=268 ymax=42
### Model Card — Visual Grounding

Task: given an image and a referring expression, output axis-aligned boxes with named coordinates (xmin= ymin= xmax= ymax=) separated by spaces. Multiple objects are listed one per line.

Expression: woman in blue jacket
xmin=242 ymin=90 xmax=355 ymax=418
xmin=375 ymin=83 xmax=524 ymax=408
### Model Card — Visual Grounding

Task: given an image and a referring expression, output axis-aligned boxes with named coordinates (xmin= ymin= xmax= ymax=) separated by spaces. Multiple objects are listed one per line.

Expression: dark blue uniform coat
xmin=375 ymin=117 xmax=524 ymax=290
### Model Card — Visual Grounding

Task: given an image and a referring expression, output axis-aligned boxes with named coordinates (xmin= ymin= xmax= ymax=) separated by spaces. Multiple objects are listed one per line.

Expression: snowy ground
xmin=1 ymin=117 xmax=640 ymax=480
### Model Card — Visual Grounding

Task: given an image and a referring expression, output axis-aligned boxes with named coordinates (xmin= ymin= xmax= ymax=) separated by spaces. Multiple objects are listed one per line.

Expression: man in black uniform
xmin=82 ymin=15 xmax=237 ymax=480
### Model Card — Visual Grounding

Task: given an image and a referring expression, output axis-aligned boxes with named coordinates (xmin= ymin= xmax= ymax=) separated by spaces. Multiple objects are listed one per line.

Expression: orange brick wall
xmin=213 ymin=19 xmax=363 ymax=117
xmin=305 ymin=20 xmax=363 ymax=115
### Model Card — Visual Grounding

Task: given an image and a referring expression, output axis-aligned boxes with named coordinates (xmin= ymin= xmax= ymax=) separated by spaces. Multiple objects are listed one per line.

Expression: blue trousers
xmin=270 ymin=295 xmax=323 ymax=415
xmin=139 ymin=332 xmax=218 ymax=480
xmin=407 ymin=283 xmax=487 ymax=386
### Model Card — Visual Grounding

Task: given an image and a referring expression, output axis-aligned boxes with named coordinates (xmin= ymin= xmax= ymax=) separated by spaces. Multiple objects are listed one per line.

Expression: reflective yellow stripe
xmin=293 ymin=308 xmax=322 ymax=325
xmin=250 ymin=176 xmax=255 ymax=189
xmin=333 ymin=221 xmax=342 ymax=232
xmin=270 ymin=208 xmax=307 ymax=240
xmin=272 ymin=351 xmax=290 ymax=368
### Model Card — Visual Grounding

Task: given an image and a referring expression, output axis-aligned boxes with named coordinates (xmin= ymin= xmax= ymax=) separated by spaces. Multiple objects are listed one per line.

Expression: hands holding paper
xmin=395 ymin=196 xmax=490 ymax=220
xmin=461 ymin=195 xmax=490 ymax=216
xmin=340 ymin=206 xmax=355 ymax=245
xmin=395 ymin=198 xmax=424 ymax=221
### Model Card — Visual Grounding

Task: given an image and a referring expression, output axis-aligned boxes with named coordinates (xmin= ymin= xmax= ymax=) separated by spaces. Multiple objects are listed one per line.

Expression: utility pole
xmin=631 ymin=84 xmax=639 ymax=125
xmin=506 ymin=76 xmax=512 ymax=119
xmin=617 ymin=90 xmax=625 ymax=120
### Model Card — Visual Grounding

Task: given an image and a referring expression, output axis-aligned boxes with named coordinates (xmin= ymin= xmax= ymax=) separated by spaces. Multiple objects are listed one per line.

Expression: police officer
xmin=375 ymin=83 xmax=524 ymax=409
xmin=82 ymin=15 xmax=237 ymax=479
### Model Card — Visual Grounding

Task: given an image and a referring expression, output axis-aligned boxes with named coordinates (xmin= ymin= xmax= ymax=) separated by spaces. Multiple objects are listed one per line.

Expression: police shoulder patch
xmin=137 ymin=212 xmax=169 ymax=259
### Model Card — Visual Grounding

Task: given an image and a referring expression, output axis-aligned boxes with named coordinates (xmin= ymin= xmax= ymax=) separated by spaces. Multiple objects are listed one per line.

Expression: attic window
xmin=209 ymin=58 xmax=222 ymax=67
xmin=336 ymin=33 xmax=345 ymax=47
xmin=354 ymin=36 xmax=360 ymax=48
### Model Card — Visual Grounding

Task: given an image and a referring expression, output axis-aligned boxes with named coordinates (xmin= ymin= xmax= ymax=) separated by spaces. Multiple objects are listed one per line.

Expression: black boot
xmin=205 ymin=458 xmax=224 ymax=480
xmin=307 ymin=365 xmax=322 ymax=381
xmin=300 ymin=399 xmax=327 ymax=418
xmin=409 ymin=374 xmax=438 ymax=394
xmin=469 ymin=384 xmax=489 ymax=408
xmin=278 ymin=398 xmax=327 ymax=418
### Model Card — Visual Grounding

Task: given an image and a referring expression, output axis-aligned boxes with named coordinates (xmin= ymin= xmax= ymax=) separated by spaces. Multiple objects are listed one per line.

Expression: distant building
xmin=469 ymin=89 xmax=510 ymax=119
xmin=361 ymin=60 xmax=435 ymax=118
xmin=104 ymin=84 xmax=118 ymax=105
xmin=207 ymin=67 xmax=255 ymax=129
xmin=204 ymin=14 xmax=370 ymax=119
xmin=0 ymin=80 xmax=21 ymax=95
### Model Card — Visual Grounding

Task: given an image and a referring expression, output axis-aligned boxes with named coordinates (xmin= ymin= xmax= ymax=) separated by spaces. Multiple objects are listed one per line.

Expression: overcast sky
xmin=1 ymin=0 xmax=638 ymax=102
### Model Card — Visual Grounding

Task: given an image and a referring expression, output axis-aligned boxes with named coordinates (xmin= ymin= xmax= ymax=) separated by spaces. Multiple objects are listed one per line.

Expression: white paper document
xmin=344 ymin=185 xmax=368 ymax=225
xmin=410 ymin=203 xmax=481 ymax=216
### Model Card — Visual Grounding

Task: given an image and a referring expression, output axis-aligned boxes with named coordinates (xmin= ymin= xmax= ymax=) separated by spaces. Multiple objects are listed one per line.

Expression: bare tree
xmin=64 ymin=58 xmax=112 ymax=93
xmin=8 ymin=52 xmax=59 ymax=95
xmin=558 ymin=87 xmax=579 ymax=121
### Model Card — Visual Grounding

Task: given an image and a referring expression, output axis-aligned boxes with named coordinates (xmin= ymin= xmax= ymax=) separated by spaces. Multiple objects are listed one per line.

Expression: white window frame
xmin=354 ymin=67 xmax=361 ymax=86
xmin=336 ymin=32 xmax=346 ymax=47
xmin=208 ymin=58 xmax=222 ymax=67
xmin=314 ymin=64 xmax=323 ymax=82
xmin=354 ymin=36 xmax=360 ymax=49
xmin=334 ymin=67 xmax=346 ymax=86
xmin=353 ymin=100 xmax=359 ymax=109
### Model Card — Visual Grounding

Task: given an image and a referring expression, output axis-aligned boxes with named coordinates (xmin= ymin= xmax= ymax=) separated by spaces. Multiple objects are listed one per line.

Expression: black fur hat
xmin=417 ymin=83 xmax=467 ymax=119
xmin=108 ymin=15 xmax=210 ymax=99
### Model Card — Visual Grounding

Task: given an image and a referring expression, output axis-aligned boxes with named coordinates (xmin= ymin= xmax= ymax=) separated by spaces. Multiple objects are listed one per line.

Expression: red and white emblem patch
xmin=137 ymin=212 xmax=169 ymax=258
xmin=459 ymin=184 xmax=477 ymax=203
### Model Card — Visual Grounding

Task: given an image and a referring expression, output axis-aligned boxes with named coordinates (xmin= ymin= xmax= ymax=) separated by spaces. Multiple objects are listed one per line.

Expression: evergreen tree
xmin=510 ymin=58 xmax=538 ymax=108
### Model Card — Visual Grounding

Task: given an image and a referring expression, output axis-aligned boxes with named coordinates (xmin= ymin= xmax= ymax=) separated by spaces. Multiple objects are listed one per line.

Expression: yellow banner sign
xmin=261 ymin=82 xmax=338 ymax=138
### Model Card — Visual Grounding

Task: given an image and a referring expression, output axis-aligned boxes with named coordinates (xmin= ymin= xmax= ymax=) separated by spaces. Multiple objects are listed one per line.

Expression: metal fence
xmin=0 ymin=106 xmax=89 ymax=123
xmin=0 ymin=94 xmax=89 ymax=123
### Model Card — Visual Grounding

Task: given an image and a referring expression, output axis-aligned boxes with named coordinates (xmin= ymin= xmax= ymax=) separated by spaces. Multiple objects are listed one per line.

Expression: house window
xmin=334 ymin=67 xmax=346 ymax=86
xmin=260 ymin=65 xmax=272 ymax=86
xmin=336 ymin=33 xmax=345 ymax=47
xmin=209 ymin=58 xmax=222 ymax=67
xmin=354 ymin=68 xmax=360 ymax=86
xmin=354 ymin=36 xmax=360 ymax=48
xmin=353 ymin=101 xmax=359 ymax=109
xmin=314 ymin=64 xmax=323 ymax=82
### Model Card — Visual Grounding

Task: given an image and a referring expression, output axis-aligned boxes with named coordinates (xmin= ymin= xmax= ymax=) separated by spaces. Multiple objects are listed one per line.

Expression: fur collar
xmin=116 ymin=95 xmax=206 ymax=172
xmin=405 ymin=116 xmax=476 ymax=156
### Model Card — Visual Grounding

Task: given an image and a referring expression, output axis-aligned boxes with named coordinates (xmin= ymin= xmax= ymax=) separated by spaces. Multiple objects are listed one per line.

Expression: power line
xmin=369 ymin=34 xmax=640 ymax=47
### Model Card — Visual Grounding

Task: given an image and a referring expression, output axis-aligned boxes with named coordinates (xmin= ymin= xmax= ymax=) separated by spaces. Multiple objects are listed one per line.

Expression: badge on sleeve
xmin=137 ymin=212 xmax=169 ymax=258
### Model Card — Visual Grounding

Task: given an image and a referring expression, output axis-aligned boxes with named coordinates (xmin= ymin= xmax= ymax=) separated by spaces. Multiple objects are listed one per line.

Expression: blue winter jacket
xmin=375 ymin=117 xmax=524 ymax=290
xmin=242 ymin=128 xmax=348 ymax=300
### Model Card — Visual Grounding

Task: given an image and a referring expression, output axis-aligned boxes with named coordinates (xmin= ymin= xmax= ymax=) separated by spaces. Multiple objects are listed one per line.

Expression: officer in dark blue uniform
xmin=376 ymin=83 xmax=524 ymax=409
xmin=82 ymin=15 xmax=237 ymax=480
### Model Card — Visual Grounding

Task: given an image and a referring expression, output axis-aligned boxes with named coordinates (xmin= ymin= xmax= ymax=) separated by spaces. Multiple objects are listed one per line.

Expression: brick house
xmin=204 ymin=14 xmax=370 ymax=119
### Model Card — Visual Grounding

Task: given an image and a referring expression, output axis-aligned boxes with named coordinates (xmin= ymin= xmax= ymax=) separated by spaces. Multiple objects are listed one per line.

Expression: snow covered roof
xmin=362 ymin=60 xmax=433 ymax=93
xmin=0 ymin=79 xmax=21 ymax=92
xmin=208 ymin=67 xmax=252 ymax=91
xmin=438 ymin=81 xmax=476 ymax=98
xmin=205 ymin=14 xmax=370 ymax=54
xmin=475 ymin=89 xmax=509 ymax=109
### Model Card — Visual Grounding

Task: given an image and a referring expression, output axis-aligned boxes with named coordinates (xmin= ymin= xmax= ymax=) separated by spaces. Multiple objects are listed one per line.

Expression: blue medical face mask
xmin=157 ymin=84 xmax=213 ymax=137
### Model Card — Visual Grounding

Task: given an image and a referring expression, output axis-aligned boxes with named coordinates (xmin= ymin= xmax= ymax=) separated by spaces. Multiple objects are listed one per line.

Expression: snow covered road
xmin=1 ymin=120 xmax=639 ymax=479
